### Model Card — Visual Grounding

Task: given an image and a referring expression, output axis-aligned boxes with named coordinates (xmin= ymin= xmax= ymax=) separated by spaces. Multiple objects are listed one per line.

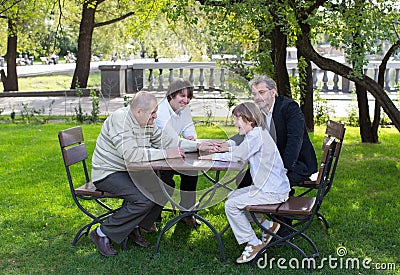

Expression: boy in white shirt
xmin=199 ymin=102 xmax=290 ymax=263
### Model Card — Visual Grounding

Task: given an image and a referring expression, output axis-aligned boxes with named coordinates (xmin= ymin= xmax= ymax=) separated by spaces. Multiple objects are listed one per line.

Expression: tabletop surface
xmin=127 ymin=152 xmax=247 ymax=171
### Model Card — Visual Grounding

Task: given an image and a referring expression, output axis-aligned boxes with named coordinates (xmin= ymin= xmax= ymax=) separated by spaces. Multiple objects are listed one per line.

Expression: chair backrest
xmin=58 ymin=126 xmax=90 ymax=188
xmin=320 ymin=120 xmax=345 ymax=194
xmin=314 ymin=137 xmax=337 ymax=203
xmin=322 ymin=120 xmax=345 ymax=147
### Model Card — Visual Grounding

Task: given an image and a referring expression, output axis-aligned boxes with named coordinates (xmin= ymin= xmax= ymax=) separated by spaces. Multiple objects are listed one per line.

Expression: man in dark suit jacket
xmin=229 ymin=75 xmax=318 ymax=191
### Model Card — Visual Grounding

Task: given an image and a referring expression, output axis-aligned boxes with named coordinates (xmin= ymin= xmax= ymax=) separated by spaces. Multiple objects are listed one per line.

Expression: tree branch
xmin=378 ymin=39 xmax=400 ymax=86
xmin=197 ymin=0 xmax=243 ymax=7
xmin=0 ymin=0 xmax=22 ymax=15
xmin=296 ymin=33 xmax=400 ymax=131
xmin=94 ymin=11 xmax=135 ymax=28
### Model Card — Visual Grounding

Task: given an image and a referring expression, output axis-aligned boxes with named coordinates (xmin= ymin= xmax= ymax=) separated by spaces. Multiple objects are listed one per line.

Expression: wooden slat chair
xmin=58 ymin=126 xmax=125 ymax=248
xmin=245 ymin=137 xmax=338 ymax=266
xmin=296 ymin=120 xmax=345 ymax=229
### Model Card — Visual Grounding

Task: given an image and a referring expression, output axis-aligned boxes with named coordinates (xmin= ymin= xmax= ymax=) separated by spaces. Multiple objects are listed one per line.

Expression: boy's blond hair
xmin=232 ymin=102 xmax=266 ymax=130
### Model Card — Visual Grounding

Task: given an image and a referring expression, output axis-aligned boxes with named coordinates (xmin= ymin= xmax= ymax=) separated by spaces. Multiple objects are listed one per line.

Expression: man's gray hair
xmin=130 ymin=91 xmax=157 ymax=111
xmin=249 ymin=75 xmax=277 ymax=91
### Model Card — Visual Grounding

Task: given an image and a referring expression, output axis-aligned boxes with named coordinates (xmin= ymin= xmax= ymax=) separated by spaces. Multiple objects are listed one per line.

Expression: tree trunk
xmin=3 ymin=19 xmax=18 ymax=92
xmin=71 ymin=3 xmax=97 ymax=89
xmin=355 ymin=83 xmax=377 ymax=142
xmin=70 ymin=1 xmax=134 ymax=90
xmin=348 ymin=0 xmax=377 ymax=143
xmin=371 ymin=100 xmax=380 ymax=141
xmin=372 ymin=40 xmax=400 ymax=139
xmin=297 ymin=47 xmax=314 ymax=132
xmin=270 ymin=21 xmax=290 ymax=97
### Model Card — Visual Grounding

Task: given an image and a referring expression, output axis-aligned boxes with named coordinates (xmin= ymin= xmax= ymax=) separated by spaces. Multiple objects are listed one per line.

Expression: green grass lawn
xmin=0 ymin=123 xmax=399 ymax=274
xmin=18 ymin=73 xmax=101 ymax=91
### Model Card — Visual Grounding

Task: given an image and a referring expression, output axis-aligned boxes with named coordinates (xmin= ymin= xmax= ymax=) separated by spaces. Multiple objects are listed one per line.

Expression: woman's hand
xmin=197 ymin=140 xmax=221 ymax=152
xmin=166 ymin=147 xmax=185 ymax=158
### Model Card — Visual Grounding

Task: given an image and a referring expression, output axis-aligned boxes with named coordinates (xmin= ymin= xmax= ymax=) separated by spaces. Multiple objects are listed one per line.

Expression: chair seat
xmin=245 ymin=196 xmax=316 ymax=216
xmin=276 ymin=197 xmax=316 ymax=215
xmin=75 ymin=181 xmax=117 ymax=197
xmin=245 ymin=203 xmax=281 ymax=213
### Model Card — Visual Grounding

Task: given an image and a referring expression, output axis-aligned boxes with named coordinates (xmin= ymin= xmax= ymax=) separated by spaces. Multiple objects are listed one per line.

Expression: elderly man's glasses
xmin=251 ymin=88 xmax=272 ymax=97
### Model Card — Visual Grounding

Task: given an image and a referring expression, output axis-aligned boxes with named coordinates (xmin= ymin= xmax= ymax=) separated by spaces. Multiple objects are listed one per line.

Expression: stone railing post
xmin=189 ymin=68 xmax=195 ymax=85
xmin=209 ymin=68 xmax=215 ymax=91
xmin=158 ymin=70 xmax=164 ymax=91
xmin=148 ymin=69 xmax=154 ymax=91
xmin=199 ymin=68 xmax=205 ymax=91
xmin=220 ymin=68 xmax=226 ymax=91
xmin=312 ymin=68 xmax=318 ymax=90
xmin=333 ymin=74 xmax=339 ymax=92
xmin=322 ymin=71 xmax=328 ymax=91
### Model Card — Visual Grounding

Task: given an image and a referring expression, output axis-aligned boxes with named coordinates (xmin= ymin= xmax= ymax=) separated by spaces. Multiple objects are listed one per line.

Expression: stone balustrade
xmin=99 ymin=60 xmax=400 ymax=97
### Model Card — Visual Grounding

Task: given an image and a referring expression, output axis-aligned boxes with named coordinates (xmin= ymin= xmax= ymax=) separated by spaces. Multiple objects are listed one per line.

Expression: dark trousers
xmin=94 ymin=171 xmax=165 ymax=244
xmin=237 ymin=169 xmax=311 ymax=196
xmin=158 ymin=170 xmax=198 ymax=211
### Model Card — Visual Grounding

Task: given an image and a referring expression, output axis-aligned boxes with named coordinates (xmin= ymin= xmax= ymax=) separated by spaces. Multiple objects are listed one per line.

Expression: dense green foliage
xmin=0 ymin=123 xmax=398 ymax=274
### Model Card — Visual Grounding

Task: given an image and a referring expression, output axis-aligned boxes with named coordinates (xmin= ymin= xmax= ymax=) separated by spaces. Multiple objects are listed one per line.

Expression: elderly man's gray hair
xmin=249 ymin=75 xmax=277 ymax=91
xmin=130 ymin=91 xmax=157 ymax=111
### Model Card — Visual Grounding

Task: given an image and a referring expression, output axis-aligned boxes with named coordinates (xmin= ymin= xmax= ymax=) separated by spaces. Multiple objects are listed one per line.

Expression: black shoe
xmin=180 ymin=216 xmax=201 ymax=227
xmin=90 ymin=229 xmax=118 ymax=256
xmin=141 ymin=223 xmax=157 ymax=233
xmin=129 ymin=227 xmax=150 ymax=248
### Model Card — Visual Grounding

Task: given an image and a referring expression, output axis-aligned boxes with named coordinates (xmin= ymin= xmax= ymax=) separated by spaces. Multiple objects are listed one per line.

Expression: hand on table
xmin=166 ymin=147 xmax=185 ymax=158
xmin=214 ymin=141 xmax=229 ymax=152
xmin=197 ymin=140 xmax=223 ymax=153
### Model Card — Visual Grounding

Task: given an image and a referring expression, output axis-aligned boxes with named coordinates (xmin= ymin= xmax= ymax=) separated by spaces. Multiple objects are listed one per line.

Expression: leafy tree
xmin=292 ymin=0 xmax=400 ymax=133
xmin=195 ymin=0 xmax=400 ymax=135
xmin=191 ymin=1 xmax=313 ymax=128
xmin=71 ymin=0 xmax=135 ymax=89
xmin=0 ymin=0 xmax=52 ymax=91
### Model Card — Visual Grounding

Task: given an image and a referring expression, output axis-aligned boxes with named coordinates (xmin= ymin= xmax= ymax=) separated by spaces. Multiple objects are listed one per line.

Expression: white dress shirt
xmin=262 ymin=100 xmax=274 ymax=130
xmin=155 ymin=98 xmax=197 ymax=139
xmin=213 ymin=127 xmax=290 ymax=195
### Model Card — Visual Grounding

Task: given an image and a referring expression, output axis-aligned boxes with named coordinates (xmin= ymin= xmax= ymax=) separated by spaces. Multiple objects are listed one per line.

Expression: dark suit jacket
xmin=272 ymin=96 xmax=317 ymax=176
xmin=231 ymin=96 xmax=317 ymax=177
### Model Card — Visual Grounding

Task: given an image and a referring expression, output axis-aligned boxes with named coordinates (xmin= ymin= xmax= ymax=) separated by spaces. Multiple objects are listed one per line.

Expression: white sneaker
xmin=236 ymin=243 xmax=267 ymax=264
xmin=261 ymin=222 xmax=281 ymax=244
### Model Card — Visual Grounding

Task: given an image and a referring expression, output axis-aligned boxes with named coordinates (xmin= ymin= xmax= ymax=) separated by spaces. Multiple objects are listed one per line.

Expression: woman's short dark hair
xmin=166 ymin=78 xmax=194 ymax=101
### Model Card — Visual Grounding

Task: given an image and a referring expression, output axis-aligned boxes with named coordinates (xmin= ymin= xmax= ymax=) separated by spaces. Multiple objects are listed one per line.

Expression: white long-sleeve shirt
xmin=155 ymin=98 xmax=197 ymax=139
xmin=213 ymin=127 xmax=290 ymax=195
